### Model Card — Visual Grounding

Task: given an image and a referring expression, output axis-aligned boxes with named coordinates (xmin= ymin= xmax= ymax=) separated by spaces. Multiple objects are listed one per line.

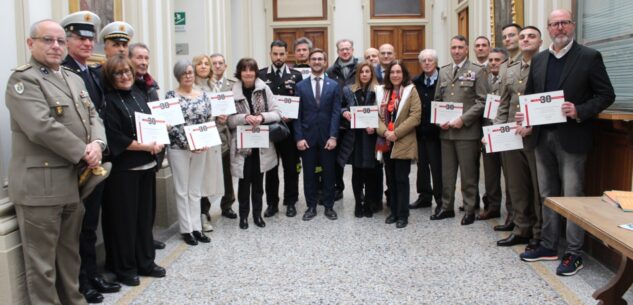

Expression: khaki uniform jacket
xmin=495 ymin=61 xmax=528 ymax=125
xmin=377 ymin=84 xmax=422 ymax=160
xmin=434 ymin=60 xmax=487 ymax=140
xmin=5 ymin=58 xmax=105 ymax=206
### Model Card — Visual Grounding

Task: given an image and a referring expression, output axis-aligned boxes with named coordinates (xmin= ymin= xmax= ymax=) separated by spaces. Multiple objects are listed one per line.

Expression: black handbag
xmin=263 ymin=92 xmax=290 ymax=142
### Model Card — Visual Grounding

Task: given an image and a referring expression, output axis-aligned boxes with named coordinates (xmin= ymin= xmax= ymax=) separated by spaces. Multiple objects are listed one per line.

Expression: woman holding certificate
xmin=102 ymin=55 xmax=166 ymax=286
xmin=338 ymin=62 xmax=380 ymax=218
xmin=377 ymin=61 xmax=422 ymax=228
xmin=228 ymin=58 xmax=281 ymax=229
xmin=165 ymin=59 xmax=212 ymax=246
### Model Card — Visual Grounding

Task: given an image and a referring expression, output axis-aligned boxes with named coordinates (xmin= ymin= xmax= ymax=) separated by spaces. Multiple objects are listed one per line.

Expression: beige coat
xmin=377 ymin=84 xmax=422 ymax=160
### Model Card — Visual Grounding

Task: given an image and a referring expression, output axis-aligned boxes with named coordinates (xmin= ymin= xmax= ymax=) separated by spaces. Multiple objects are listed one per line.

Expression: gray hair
xmin=293 ymin=37 xmax=313 ymax=51
xmin=129 ymin=42 xmax=150 ymax=57
xmin=29 ymin=19 xmax=59 ymax=38
xmin=173 ymin=59 xmax=192 ymax=80
xmin=418 ymin=49 xmax=438 ymax=63
xmin=490 ymin=47 xmax=508 ymax=59
xmin=336 ymin=38 xmax=354 ymax=49
xmin=209 ymin=53 xmax=225 ymax=63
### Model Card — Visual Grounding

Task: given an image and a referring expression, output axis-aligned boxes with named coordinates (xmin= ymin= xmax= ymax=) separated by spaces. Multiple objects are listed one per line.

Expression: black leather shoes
xmin=239 ymin=218 xmax=249 ymax=229
xmin=410 ymin=197 xmax=432 ymax=209
xmin=497 ymin=234 xmax=530 ymax=247
xmin=153 ymin=240 xmax=165 ymax=250
xmin=430 ymin=209 xmax=455 ymax=220
xmin=139 ymin=264 xmax=166 ymax=278
xmin=334 ymin=190 xmax=344 ymax=201
xmin=117 ymin=275 xmax=140 ymax=286
xmin=354 ymin=203 xmax=363 ymax=218
xmin=286 ymin=204 xmax=297 ymax=217
xmin=182 ymin=233 xmax=198 ymax=246
xmin=493 ymin=222 xmax=515 ymax=232
xmin=385 ymin=214 xmax=397 ymax=224
xmin=221 ymin=208 xmax=237 ymax=219
xmin=80 ymin=285 xmax=104 ymax=303
xmin=253 ymin=215 xmax=266 ymax=227
xmin=192 ymin=231 xmax=211 ymax=243
xmin=363 ymin=205 xmax=373 ymax=218
xmin=324 ymin=208 xmax=338 ymax=220
xmin=461 ymin=213 xmax=476 ymax=225
xmin=302 ymin=207 xmax=317 ymax=221
xmin=396 ymin=219 xmax=408 ymax=228
xmin=476 ymin=209 xmax=501 ymax=220
xmin=91 ymin=275 xmax=120 ymax=293
xmin=264 ymin=205 xmax=279 ymax=217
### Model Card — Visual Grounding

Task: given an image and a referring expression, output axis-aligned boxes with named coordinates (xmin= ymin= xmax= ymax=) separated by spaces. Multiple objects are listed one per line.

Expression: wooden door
xmin=458 ymin=7 xmax=469 ymax=40
xmin=273 ymin=27 xmax=328 ymax=64
xmin=370 ymin=26 xmax=425 ymax=76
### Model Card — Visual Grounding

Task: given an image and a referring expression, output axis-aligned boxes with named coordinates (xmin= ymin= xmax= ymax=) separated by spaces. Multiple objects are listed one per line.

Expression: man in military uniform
xmin=100 ymin=21 xmax=135 ymax=59
xmin=259 ymin=40 xmax=303 ymax=218
xmin=494 ymin=26 xmax=543 ymax=249
xmin=430 ymin=35 xmax=487 ymax=225
xmin=60 ymin=11 xmax=121 ymax=303
xmin=5 ymin=19 xmax=106 ymax=305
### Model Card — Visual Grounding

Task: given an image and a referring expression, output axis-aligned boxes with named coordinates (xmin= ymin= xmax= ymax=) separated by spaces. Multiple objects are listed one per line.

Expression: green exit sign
xmin=175 ymin=12 xmax=186 ymax=25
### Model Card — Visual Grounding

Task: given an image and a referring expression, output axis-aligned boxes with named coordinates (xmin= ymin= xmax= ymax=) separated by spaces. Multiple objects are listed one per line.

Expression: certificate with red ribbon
xmin=148 ymin=98 xmax=185 ymax=126
xmin=519 ymin=90 xmax=566 ymax=126
xmin=430 ymin=101 xmax=463 ymax=125
xmin=209 ymin=91 xmax=237 ymax=116
xmin=483 ymin=123 xmax=524 ymax=153
xmin=350 ymin=105 xmax=379 ymax=128
xmin=135 ymin=112 xmax=170 ymax=144
xmin=237 ymin=125 xmax=269 ymax=149
xmin=184 ymin=122 xmax=222 ymax=150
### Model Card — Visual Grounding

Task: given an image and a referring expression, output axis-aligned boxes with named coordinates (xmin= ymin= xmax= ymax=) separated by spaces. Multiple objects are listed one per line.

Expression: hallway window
xmin=371 ymin=0 xmax=424 ymax=18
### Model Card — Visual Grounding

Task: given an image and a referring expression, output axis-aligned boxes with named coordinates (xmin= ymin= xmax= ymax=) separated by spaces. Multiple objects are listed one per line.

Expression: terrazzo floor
xmin=100 ymin=164 xmax=633 ymax=305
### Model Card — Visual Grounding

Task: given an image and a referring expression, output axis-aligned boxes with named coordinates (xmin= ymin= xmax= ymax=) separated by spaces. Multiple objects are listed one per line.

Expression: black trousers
xmin=201 ymin=152 xmax=235 ymax=215
xmin=415 ymin=136 xmax=442 ymax=205
xmin=384 ymin=151 xmax=411 ymax=220
xmin=79 ymin=181 xmax=105 ymax=286
xmin=265 ymin=136 xmax=300 ymax=206
xmin=102 ymin=169 xmax=156 ymax=278
xmin=352 ymin=166 xmax=377 ymax=205
xmin=238 ymin=151 xmax=264 ymax=218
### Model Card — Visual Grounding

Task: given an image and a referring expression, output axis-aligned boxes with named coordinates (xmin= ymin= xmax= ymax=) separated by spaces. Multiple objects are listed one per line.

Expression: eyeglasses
xmin=338 ymin=47 xmax=352 ymax=52
xmin=309 ymin=57 xmax=325 ymax=62
xmin=113 ymin=69 xmax=133 ymax=79
xmin=548 ymin=20 xmax=574 ymax=28
xmin=32 ymin=36 xmax=67 ymax=47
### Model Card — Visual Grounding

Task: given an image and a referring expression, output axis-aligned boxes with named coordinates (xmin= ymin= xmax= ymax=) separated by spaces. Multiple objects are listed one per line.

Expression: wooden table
xmin=545 ymin=197 xmax=633 ymax=305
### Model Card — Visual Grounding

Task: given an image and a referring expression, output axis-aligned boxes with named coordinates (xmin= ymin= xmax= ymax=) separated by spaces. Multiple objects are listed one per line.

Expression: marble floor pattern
xmin=101 ymin=164 xmax=633 ymax=305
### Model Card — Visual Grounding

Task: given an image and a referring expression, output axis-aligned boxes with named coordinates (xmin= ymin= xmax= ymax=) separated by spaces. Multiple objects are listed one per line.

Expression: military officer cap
xmin=60 ymin=11 xmax=101 ymax=38
xmin=99 ymin=21 xmax=134 ymax=43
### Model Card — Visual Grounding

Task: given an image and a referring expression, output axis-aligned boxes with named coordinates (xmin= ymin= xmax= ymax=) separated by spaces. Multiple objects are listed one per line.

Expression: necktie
xmin=425 ymin=77 xmax=431 ymax=87
xmin=493 ymin=76 xmax=498 ymax=84
xmin=453 ymin=65 xmax=460 ymax=79
xmin=522 ymin=63 xmax=530 ymax=73
xmin=315 ymin=76 xmax=321 ymax=106
xmin=277 ymin=69 xmax=283 ymax=79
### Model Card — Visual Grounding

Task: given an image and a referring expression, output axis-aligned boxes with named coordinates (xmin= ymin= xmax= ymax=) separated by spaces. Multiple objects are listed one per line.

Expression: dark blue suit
xmin=294 ymin=75 xmax=341 ymax=208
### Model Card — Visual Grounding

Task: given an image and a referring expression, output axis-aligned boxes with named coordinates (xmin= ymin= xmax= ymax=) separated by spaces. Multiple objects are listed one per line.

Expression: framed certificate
xmin=350 ymin=105 xmax=379 ymax=128
xmin=483 ymin=94 xmax=501 ymax=120
xmin=237 ymin=125 xmax=270 ymax=149
xmin=519 ymin=90 xmax=566 ymax=126
xmin=148 ymin=98 xmax=185 ymax=126
xmin=134 ymin=112 xmax=170 ymax=145
xmin=209 ymin=91 xmax=237 ymax=116
xmin=482 ymin=123 xmax=524 ymax=153
xmin=274 ymin=95 xmax=300 ymax=119
xmin=184 ymin=122 xmax=222 ymax=150
xmin=430 ymin=101 xmax=463 ymax=125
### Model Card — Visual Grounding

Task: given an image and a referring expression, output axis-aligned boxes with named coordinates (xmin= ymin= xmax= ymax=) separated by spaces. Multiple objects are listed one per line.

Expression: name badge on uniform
xmin=80 ymin=90 xmax=92 ymax=108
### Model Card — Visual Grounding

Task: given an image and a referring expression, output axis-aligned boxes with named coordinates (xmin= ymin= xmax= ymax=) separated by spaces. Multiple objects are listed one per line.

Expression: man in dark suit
xmin=60 ymin=11 xmax=120 ymax=303
xmin=259 ymin=40 xmax=303 ymax=218
xmin=518 ymin=9 xmax=615 ymax=277
xmin=294 ymin=49 xmax=341 ymax=221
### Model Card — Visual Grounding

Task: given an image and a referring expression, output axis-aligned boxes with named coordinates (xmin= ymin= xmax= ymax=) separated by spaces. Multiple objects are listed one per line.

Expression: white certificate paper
xmin=274 ymin=95 xmax=300 ymax=119
xmin=519 ymin=90 xmax=566 ymax=126
xmin=134 ymin=112 xmax=170 ymax=145
xmin=209 ymin=91 xmax=237 ymax=116
xmin=184 ymin=122 xmax=222 ymax=150
xmin=430 ymin=101 xmax=464 ymax=125
xmin=483 ymin=123 xmax=524 ymax=153
xmin=350 ymin=105 xmax=379 ymax=128
xmin=294 ymin=67 xmax=311 ymax=80
xmin=237 ymin=125 xmax=269 ymax=149
xmin=147 ymin=98 xmax=185 ymax=126
xmin=483 ymin=94 xmax=501 ymax=120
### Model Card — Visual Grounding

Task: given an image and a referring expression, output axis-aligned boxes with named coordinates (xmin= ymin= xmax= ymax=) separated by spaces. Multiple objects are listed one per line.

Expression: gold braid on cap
xmin=105 ymin=33 xmax=130 ymax=40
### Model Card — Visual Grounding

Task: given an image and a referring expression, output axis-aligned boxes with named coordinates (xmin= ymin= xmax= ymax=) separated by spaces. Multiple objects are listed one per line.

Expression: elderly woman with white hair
xmin=165 ymin=59 xmax=213 ymax=246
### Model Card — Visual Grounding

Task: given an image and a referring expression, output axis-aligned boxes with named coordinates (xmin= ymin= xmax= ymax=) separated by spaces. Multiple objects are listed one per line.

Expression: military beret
xmin=99 ymin=21 xmax=134 ymax=43
xmin=60 ymin=11 xmax=101 ymax=38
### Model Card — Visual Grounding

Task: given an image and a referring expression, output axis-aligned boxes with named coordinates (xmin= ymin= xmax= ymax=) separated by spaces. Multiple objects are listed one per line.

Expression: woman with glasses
xmin=165 ymin=59 xmax=213 ymax=246
xmin=101 ymin=55 xmax=166 ymax=286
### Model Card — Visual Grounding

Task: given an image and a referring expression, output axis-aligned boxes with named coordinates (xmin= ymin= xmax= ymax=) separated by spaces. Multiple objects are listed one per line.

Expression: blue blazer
xmin=293 ymin=75 xmax=341 ymax=146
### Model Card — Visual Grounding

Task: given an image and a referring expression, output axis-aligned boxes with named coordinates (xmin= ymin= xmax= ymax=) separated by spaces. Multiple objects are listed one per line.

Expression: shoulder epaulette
xmin=441 ymin=63 xmax=452 ymax=69
xmin=62 ymin=66 xmax=74 ymax=71
xmin=508 ymin=60 xmax=521 ymax=67
xmin=471 ymin=62 xmax=483 ymax=68
xmin=89 ymin=63 xmax=102 ymax=69
xmin=13 ymin=64 xmax=32 ymax=72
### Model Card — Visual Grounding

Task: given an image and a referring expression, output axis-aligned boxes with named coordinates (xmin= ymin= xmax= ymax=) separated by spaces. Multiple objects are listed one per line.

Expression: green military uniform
xmin=494 ymin=60 xmax=541 ymax=240
xmin=434 ymin=60 xmax=487 ymax=214
xmin=5 ymin=58 xmax=105 ymax=305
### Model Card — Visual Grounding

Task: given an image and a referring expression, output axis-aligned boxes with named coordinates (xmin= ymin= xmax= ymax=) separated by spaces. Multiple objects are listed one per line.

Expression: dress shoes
xmin=493 ymin=222 xmax=515 ymax=232
xmin=253 ymin=215 xmax=266 ymax=227
xmin=430 ymin=209 xmax=455 ymax=220
xmin=90 ymin=275 xmax=121 ymax=293
xmin=286 ymin=204 xmax=297 ymax=217
xmin=324 ymin=208 xmax=338 ymax=220
xmin=302 ymin=207 xmax=317 ymax=221
xmin=239 ymin=218 xmax=249 ymax=229
xmin=334 ymin=189 xmax=344 ymax=201
xmin=263 ymin=205 xmax=279 ymax=217
xmin=139 ymin=264 xmax=166 ymax=278
xmin=192 ymin=231 xmax=211 ymax=243
xmin=363 ymin=205 xmax=373 ymax=218
xmin=497 ymin=234 xmax=530 ymax=247
xmin=526 ymin=239 xmax=540 ymax=252
xmin=476 ymin=209 xmax=501 ymax=220
xmin=117 ymin=275 xmax=140 ymax=286
xmin=221 ymin=208 xmax=238 ymax=219
xmin=410 ymin=197 xmax=432 ymax=209
xmin=396 ymin=219 xmax=408 ymax=228
xmin=354 ymin=203 xmax=363 ymax=218
xmin=80 ymin=285 xmax=104 ymax=304
xmin=182 ymin=233 xmax=198 ymax=246
xmin=153 ymin=240 xmax=165 ymax=250
xmin=385 ymin=214 xmax=397 ymax=224
xmin=461 ymin=213 xmax=476 ymax=225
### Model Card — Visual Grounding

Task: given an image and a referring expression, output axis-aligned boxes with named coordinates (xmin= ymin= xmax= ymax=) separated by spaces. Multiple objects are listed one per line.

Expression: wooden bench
xmin=545 ymin=197 xmax=633 ymax=305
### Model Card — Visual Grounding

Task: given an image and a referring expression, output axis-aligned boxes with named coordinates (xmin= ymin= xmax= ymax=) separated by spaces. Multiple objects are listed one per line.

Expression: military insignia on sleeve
xmin=14 ymin=82 xmax=24 ymax=94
